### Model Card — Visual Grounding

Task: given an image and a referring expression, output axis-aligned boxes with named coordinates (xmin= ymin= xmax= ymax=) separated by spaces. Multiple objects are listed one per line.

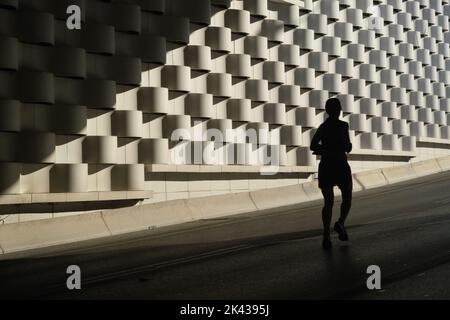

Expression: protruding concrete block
xmin=0 ymin=163 xmax=20 ymax=195
xmin=321 ymin=36 xmax=341 ymax=57
xmin=333 ymin=22 xmax=353 ymax=43
xmin=226 ymin=54 xmax=251 ymax=78
xmin=161 ymin=65 xmax=191 ymax=92
xmin=185 ymin=93 xmax=214 ymax=119
xmin=205 ymin=26 xmax=232 ymax=52
xmin=163 ymin=115 xmax=191 ymax=140
xmin=264 ymin=103 xmax=286 ymax=125
xmin=0 ymin=99 xmax=20 ymax=132
xmin=392 ymin=119 xmax=409 ymax=136
xmin=279 ymin=85 xmax=301 ymax=106
xmin=294 ymin=68 xmax=315 ymax=89
xmin=50 ymin=164 xmax=88 ymax=193
xmin=138 ymin=87 xmax=169 ymax=114
xmin=224 ymin=9 xmax=250 ymax=34
xmin=261 ymin=19 xmax=284 ymax=43
xmin=20 ymin=132 xmax=55 ymax=164
xmin=246 ymin=79 xmax=269 ymax=102
xmin=112 ymin=110 xmax=143 ymax=138
xmin=184 ymin=45 xmax=212 ymax=72
xmin=227 ymin=99 xmax=251 ymax=122
xmin=207 ymin=119 xmax=233 ymax=143
xmin=263 ymin=61 xmax=285 ymax=84
xmin=244 ymin=36 xmax=268 ymax=60
xmin=307 ymin=52 xmax=328 ymax=73
xmin=358 ymin=132 xmax=380 ymax=150
xmin=278 ymin=44 xmax=300 ymax=67
xmin=83 ymin=136 xmax=117 ymax=164
xmin=307 ymin=90 xmax=328 ymax=109
xmin=112 ymin=164 xmax=144 ymax=191
xmin=306 ymin=13 xmax=327 ymax=35
xmin=370 ymin=117 xmax=390 ymax=134
xmin=358 ymin=98 xmax=377 ymax=116
xmin=280 ymin=125 xmax=302 ymax=147
xmin=139 ymin=139 xmax=169 ymax=164
xmin=295 ymin=107 xmax=317 ymax=128
xmin=333 ymin=58 xmax=353 ymax=79
xmin=321 ymin=73 xmax=342 ymax=94
xmin=336 ymin=94 xmax=354 ymax=114
xmin=381 ymin=134 xmax=400 ymax=151
xmin=279 ymin=4 xmax=299 ymax=26
xmin=294 ymin=28 xmax=314 ymax=51
xmin=207 ymin=73 xmax=232 ymax=98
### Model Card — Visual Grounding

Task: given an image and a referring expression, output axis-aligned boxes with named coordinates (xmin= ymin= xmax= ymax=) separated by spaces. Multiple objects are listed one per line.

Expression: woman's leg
xmin=320 ymin=186 xmax=334 ymax=237
xmin=339 ymin=183 xmax=352 ymax=224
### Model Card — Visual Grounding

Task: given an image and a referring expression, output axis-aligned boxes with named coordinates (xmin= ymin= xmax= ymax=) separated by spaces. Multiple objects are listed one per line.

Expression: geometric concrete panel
xmin=137 ymin=87 xmax=169 ymax=114
xmin=227 ymin=99 xmax=252 ymax=122
xmin=50 ymin=164 xmax=88 ymax=193
xmin=0 ymin=162 xmax=20 ymax=194
xmin=0 ymin=0 xmax=450 ymax=205
xmin=185 ymin=93 xmax=214 ymax=119
xmin=0 ymin=98 xmax=20 ymax=132
xmin=82 ymin=136 xmax=117 ymax=164
xmin=139 ymin=139 xmax=169 ymax=165
xmin=112 ymin=111 xmax=143 ymax=138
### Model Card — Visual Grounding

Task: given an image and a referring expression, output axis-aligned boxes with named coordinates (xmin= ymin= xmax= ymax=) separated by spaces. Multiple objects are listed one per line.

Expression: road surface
xmin=1 ymin=171 xmax=450 ymax=300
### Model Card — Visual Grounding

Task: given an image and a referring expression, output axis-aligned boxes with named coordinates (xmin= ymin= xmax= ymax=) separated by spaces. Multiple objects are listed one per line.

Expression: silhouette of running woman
xmin=310 ymin=98 xmax=353 ymax=250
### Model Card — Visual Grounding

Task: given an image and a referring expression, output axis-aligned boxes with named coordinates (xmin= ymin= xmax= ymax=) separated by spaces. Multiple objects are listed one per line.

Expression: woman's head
xmin=325 ymin=98 xmax=342 ymax=119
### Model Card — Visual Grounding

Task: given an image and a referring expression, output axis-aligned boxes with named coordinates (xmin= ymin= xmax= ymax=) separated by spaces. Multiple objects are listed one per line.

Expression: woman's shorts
xmin=318 ymin=159 xmax=353 ymax=190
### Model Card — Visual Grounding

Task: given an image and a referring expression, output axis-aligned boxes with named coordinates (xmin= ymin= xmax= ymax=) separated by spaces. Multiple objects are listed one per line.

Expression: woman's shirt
xmin=310 ymin=118 xmax=352 ymax=160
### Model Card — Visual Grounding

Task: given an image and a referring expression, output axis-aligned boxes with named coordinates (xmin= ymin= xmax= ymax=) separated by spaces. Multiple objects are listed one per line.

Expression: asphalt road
xmin=1 ymin=171 xmax=450 ymax=300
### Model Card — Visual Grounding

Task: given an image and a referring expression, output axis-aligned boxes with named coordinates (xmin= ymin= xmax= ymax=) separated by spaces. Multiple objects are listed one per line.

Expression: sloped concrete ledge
xmin=0 ymin=213 xmax=111 ymax=254
xmin=1 ymin=155 xmax=449 ymax=255
xmin=381 ymin=164 xmax=416 ymax=184
xmin=437 ymin=157 xmax=450 ymax=171
xmin=102 ymin=199 xmax=194 ymax=236
xmin=411 ymin=159 xmax=442 ymax=177
xmin=250 ymin=184 xmax=309 ymax=210
xmin=354 ymin=169 xmax=388 ymax=190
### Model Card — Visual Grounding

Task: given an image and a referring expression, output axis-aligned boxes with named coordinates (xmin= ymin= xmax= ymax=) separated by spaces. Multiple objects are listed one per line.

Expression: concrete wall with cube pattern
xmin=0 ymin=0 xmax=449 ymax=207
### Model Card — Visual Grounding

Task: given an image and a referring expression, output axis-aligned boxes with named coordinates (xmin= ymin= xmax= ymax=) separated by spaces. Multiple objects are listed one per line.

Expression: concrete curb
xmin=0 ymin=213 xmax=111 ymax=254
xmin=301 ymin=180 xmax=322 ymax=201
xmin=354 ymin=169 xmax=388 ymax=190
xmin=411 ymin=159 xmax=442 ymax=177
xmin=437 ymin=156 xmax=450 ymax=171
xmin=187 ymin=192 xmax=257 ymax=219
xmin=381 ymin=164 xmax=416 ymax=184
xmin=250 ymin=184 xmax=309 ymax=210
xmin=101 ymin=199 xmax=194 ymax=236
xmin=1 ymin=155 xmax=449 ymax=255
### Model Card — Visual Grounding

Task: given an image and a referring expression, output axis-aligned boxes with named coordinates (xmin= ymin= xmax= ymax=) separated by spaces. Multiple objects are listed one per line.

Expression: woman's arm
xmin=310 ymin=127 xmax=323 ymax=155
xmin=344 ymin=122 xmax=352 ymax=153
